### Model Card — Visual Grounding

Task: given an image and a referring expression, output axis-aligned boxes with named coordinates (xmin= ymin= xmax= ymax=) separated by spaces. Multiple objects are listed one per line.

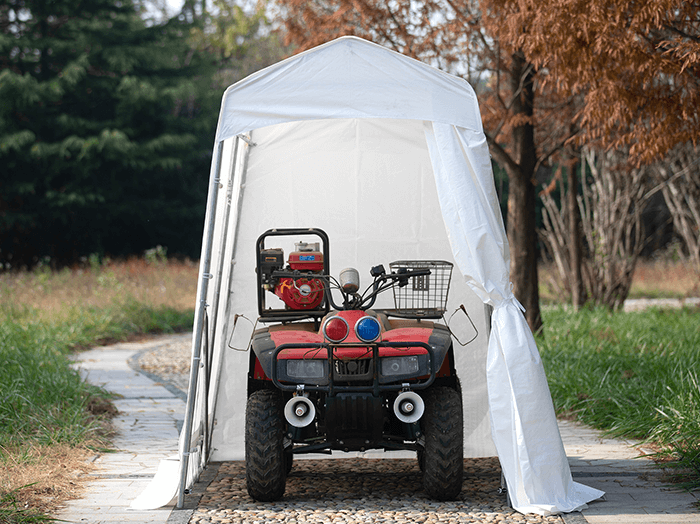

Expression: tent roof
xmin=214 ymin=36 xmax=483 ymax=144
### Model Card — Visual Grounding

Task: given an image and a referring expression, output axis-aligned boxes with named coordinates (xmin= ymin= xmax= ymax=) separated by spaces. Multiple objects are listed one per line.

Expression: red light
xmin=323 ymin=316 xmax=349 ymax=343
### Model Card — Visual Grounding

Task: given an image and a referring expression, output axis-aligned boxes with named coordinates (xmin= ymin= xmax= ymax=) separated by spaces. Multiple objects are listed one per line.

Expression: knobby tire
xmin=245 ymin=389 xmax=287 ymax=501
xmin=421 ymin=386 xmax=463 ymax=500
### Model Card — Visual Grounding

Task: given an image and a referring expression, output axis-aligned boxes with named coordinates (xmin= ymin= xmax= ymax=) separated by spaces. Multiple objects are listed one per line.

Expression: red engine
xmin=275 ymin=277 xmax=324 ymax=309
xmin=273 ymin=243 xmax=325 ymax=310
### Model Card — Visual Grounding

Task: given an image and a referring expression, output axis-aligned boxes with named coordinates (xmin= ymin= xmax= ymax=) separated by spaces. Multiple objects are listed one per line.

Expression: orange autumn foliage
xmin=482 ymin=0 xmax=700 ymax=164
xmin=277 ymin=0 xmax=580 ymax=175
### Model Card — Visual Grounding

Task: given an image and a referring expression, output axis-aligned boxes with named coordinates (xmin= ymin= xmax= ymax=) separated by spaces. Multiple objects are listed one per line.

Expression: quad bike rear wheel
xmin=421 ymin=386 xmax=463 ymax=500
xmin=417 ymin=449 xmax=425 ymax=472
xmin=245 ymin=389 xmax=287 ymax=501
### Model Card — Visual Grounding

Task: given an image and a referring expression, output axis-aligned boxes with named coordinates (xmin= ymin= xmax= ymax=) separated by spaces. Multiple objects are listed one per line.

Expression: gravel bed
xmin=135 ymin=333 xmax=192 ymax=393
xmin=134 ymin=336 xmax=563 ymax=524
xmin=190 ymin=458 xmax=562 ymax=524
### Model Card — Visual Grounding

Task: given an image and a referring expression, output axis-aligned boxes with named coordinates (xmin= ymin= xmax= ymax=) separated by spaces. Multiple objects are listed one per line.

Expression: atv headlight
xmin=381 ymin=356 xmax=419 ymax=376
xmin=355 ymin=316 xmax=381 ymax=343
xmin=286 ymin=360 xmax=325 ymax=379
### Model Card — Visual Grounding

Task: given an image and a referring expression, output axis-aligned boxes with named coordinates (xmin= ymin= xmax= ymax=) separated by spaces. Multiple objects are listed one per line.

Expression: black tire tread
xmin=285 ymin=450 xmax=294 ymax=475
xmin=421 ymin=386 xmax=463 ymax=500
xmin=245 ymin=389 xmax=286 ymax=501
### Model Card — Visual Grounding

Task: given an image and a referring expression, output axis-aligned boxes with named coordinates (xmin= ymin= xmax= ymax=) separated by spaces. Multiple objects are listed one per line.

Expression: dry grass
xmin=540 ymin=258 xmax=700 ymax=304
xmin=629 ymin=259 xmax=700 ymax=299
xmin=0 ymin=258 xmax=198 ymax=522
xmin=0 ymin=443 xmax=99 ymax=518
xmin=0 ymin=257 xmax=199 ymax=320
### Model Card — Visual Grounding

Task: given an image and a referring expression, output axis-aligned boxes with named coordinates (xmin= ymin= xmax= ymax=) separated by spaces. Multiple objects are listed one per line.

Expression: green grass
xmin=0 ymin=291 xmax=193 ymax=523
xmin=0 ymin=258 xmax=196 ymax=522
xmin=0 ymin=298 xmax=193 ymax=448
xmin=538 ymin=306 xmax=700 ymax=489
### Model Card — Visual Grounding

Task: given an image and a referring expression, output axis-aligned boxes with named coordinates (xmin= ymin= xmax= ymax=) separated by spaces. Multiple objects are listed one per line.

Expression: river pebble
xmin=189 ymin=458 xmax=563 ymax=524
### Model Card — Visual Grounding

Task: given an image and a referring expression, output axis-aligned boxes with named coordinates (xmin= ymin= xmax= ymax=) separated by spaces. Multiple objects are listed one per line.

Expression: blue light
xmin=355 ymin=316 xmax=381 ymax=343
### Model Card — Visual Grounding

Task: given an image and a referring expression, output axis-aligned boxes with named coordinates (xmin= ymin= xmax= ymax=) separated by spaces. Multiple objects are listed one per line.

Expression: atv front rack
xmin=388 ymin=260 xmax=453 ymax=318
xmin=269 ymin=341 xmax=437 ymax=395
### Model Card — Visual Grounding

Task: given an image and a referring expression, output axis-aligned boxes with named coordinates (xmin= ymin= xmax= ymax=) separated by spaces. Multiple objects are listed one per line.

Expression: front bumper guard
xmin=269 ymin=341 xmax=436 ymax=396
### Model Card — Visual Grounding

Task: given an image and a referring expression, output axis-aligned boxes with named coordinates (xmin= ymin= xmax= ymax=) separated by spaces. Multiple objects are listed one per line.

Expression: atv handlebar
xmin=359 ymin=267 xmax=430 ymax=310
xmin=270 ymin=266 xmax=431 ymax=311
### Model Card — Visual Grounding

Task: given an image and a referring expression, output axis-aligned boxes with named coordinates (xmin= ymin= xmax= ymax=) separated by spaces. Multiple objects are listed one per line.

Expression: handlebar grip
xmin=390 ymin=268 xmax=431 ymax=278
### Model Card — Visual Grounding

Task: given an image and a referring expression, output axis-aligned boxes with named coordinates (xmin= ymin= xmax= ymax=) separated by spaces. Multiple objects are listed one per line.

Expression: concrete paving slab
xmin=56 ymin=336 xmax=186 ymax=524
xmin=559 ymin=420 xmax=699 ymax=523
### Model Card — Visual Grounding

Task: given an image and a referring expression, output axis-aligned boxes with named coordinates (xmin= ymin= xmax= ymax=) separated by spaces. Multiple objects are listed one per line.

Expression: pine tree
xmin=0 ymin=0 xmax=218 ymax=266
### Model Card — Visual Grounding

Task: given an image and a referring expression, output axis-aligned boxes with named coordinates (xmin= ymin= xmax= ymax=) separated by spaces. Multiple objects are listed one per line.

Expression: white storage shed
xmin=132 ymin=36 xmax=603 ymax=515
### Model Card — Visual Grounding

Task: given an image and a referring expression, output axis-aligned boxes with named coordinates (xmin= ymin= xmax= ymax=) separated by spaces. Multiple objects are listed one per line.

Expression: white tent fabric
xmin=425 ymin=123 xmax=603 ymax=512
xmin=207 ymin=118 xmax=496 ymax=464
xmin=213 ymin=38 xmax=483 ymax=144
xmin=132 ymin=36 xmax=603 ymax=515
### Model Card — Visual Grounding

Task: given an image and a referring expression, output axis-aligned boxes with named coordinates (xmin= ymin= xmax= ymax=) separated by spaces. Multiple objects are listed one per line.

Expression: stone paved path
xmin=561 ymin=421 xmax=700 ymax=524
xmin=56 ymin=333 xmax=700 ymax=524
xmin=57 ymin=337 xmax=185 ymax=524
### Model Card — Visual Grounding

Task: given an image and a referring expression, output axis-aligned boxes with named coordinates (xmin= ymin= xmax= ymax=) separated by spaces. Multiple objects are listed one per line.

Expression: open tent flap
xmin=427 ymin=124 xmax=604 ymax=513
xmin=133 ymin=36 xmax=603 ymax=515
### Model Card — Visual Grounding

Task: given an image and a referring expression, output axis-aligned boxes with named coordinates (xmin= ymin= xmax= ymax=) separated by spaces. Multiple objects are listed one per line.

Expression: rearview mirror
xmin=228 ymin=314 xmax=255 ymax=351
xmin=446 ymin=304 xmax=478 ymax=346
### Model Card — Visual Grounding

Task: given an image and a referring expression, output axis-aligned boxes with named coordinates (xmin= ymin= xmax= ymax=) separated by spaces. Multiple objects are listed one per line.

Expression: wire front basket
xmin=388 ymin=260 xmax=454 ymax=318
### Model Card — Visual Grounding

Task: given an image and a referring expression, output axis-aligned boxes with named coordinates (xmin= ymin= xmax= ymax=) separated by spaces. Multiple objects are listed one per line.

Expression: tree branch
xmin=485 ymin=133 xmax=519 ymax=175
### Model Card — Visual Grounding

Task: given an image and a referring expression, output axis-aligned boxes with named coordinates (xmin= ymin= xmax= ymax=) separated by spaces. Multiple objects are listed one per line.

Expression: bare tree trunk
xmin=578 ymin=148 xmax=654 ymax=309
xmin=484 ymin=52 xmax=542 ymax=332
xmin=539 ymin=171 xmax=571 ymax=300
xmin=540 ymin=148 xmax=657 ymax=310
xmin=507 ymin=51 xmax=541 ymax=332
xmin=539 ymin=162 xmax=583 ymax=307
xmin=652 ymin=143 xmax=700 ymax=273
xmin=568 ymin=159 xmax=584 ymax=309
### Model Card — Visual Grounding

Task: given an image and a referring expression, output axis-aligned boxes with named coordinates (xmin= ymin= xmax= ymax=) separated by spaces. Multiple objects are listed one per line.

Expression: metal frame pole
xmin=177 ymin=140 xmax=225 ymax=509
xmin=202 ymin=137 xmax=239 ymax=463
xmin=206 ymin=134 xmax=254 ymax=443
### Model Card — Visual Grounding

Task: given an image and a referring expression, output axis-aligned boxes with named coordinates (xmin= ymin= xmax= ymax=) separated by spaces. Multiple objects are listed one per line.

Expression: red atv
xmin=246 ymin=228 xmax=463 ymax=501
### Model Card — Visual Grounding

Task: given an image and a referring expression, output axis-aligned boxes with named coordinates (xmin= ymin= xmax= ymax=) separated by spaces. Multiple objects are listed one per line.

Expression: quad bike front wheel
xmin=285 ymin=450 xmax=294 ymax=475
xmin=421 ymin=386 xmax=464 ymax=500
xmin=245 ymin=389 xmax=287 ymax=501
